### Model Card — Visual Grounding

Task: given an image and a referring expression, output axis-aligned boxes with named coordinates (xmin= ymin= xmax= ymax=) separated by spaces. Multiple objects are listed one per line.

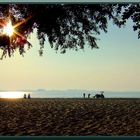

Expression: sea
xmin=0 ymin=89 xmax=140 ymax=98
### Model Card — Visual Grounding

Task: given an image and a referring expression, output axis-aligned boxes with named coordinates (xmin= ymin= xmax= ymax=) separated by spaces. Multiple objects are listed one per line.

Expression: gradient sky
xmin=0 ymin=19 xmax=140 ymax=91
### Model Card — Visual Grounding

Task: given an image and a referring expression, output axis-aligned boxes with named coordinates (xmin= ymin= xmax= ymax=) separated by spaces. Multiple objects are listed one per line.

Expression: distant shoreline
xmin=1 ymin=90 xmax=140 ymax=98
xmin=1 ymin=97 xmax=140 ymax=99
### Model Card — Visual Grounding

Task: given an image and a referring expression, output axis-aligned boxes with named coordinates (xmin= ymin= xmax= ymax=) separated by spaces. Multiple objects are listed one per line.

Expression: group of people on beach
xmin=83 ymin=91 xmax=105 ymax=99
xmin=23 ymin=93 xmax=31 ymax=99
xmin=83 ymin=93 xmax=91 ymax=98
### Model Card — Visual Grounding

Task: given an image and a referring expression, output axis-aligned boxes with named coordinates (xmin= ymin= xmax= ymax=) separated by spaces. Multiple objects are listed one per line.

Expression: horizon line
xmin=0 ymin=89 xmax=140 ymax=92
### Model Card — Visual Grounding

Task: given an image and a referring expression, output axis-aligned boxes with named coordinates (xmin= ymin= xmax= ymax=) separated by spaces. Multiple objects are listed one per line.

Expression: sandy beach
xmin=0 ymin=98 xmax=140 ymax=136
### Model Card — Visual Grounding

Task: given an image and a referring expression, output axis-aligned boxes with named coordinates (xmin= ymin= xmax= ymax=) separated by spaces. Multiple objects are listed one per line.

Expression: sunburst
xmin=0 ymin=16 xmax=32 ymax=39
xmin=3 ymin=20 xmax=14 ymax=37
xmin=0 ymin=15 xmax=32 ymax=58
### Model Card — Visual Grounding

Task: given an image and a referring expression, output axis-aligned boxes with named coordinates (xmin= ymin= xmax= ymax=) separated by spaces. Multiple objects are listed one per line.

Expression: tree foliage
xmin=0 ymin=4 xmax=139 ymax=59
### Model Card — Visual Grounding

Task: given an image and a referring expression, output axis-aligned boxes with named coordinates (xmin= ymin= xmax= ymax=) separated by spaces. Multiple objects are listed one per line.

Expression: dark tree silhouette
xmin=0 ymin=4 xmax=139 ymax=59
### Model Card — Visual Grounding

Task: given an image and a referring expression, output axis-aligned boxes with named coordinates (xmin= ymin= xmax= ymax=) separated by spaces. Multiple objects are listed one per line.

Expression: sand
xmin=0 ymin=98 xmax=140 ymax=136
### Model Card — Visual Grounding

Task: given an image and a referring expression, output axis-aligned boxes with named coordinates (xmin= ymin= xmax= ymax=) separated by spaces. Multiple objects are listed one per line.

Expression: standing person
xmin=88 ymin=93 xmax=91 ymax=98
xmin=100 ymin=91 xmax=105 ymax=98
xmin=83 ymin=93 xmax=86 ymax=98
xmin=23 ymin=94 xmax=26 ymax=99
xmin=101 ymin=93 xmax=105 ymax=98
xmin=28 ymin=93 xmax=31 ymax=99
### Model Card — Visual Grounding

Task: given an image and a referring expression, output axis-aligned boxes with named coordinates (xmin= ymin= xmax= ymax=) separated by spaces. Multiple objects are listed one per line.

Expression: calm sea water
xmin=0 ymin=90 xmax=140 ymax=98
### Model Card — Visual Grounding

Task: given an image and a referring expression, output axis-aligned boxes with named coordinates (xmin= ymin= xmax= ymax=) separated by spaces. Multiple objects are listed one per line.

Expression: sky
xmin=0 ymin=18 xmax=140 ymax=92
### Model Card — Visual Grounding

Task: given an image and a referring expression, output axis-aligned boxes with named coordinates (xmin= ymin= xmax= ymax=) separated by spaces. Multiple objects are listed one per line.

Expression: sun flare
xmin=0 ymin=91 xmax=25 ymax=98
xmin=3 ymin=20 xmax=14 ymax=37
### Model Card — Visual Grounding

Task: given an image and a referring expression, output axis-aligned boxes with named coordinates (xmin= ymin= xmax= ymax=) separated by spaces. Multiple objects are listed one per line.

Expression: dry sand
xmin=0 ymin=98 xmax=140 ymax=136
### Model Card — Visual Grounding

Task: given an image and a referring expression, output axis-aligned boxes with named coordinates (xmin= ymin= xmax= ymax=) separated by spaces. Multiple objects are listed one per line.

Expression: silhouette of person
xmin=83 ymin=93 xmax=86 ymax=98
xmin=101 ymin=93 xmax=104 ymax=98
xmin=88 ymin=93 xmax=91 ymax=98
xmin=23 ymin=94 xmax=26 ymax=99
xmin=28 ymin=93 xmax=31 ymax=99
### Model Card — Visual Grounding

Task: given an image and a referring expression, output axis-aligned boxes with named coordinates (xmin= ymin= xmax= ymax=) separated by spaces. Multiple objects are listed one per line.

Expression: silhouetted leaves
xmin=0 ymin=4 xmax=139 ymax=59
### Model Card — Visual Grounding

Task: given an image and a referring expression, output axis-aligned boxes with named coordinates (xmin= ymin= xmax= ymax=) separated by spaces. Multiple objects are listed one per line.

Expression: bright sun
xmin=3 ymin=20 xmax=14 ymax=37
xmin=0 ymin=91 xmax=25 ymax=98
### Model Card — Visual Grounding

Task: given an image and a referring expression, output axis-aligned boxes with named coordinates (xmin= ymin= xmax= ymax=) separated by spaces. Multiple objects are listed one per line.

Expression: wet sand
xmin=0 ymin=98 xmax=140 ymax=136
